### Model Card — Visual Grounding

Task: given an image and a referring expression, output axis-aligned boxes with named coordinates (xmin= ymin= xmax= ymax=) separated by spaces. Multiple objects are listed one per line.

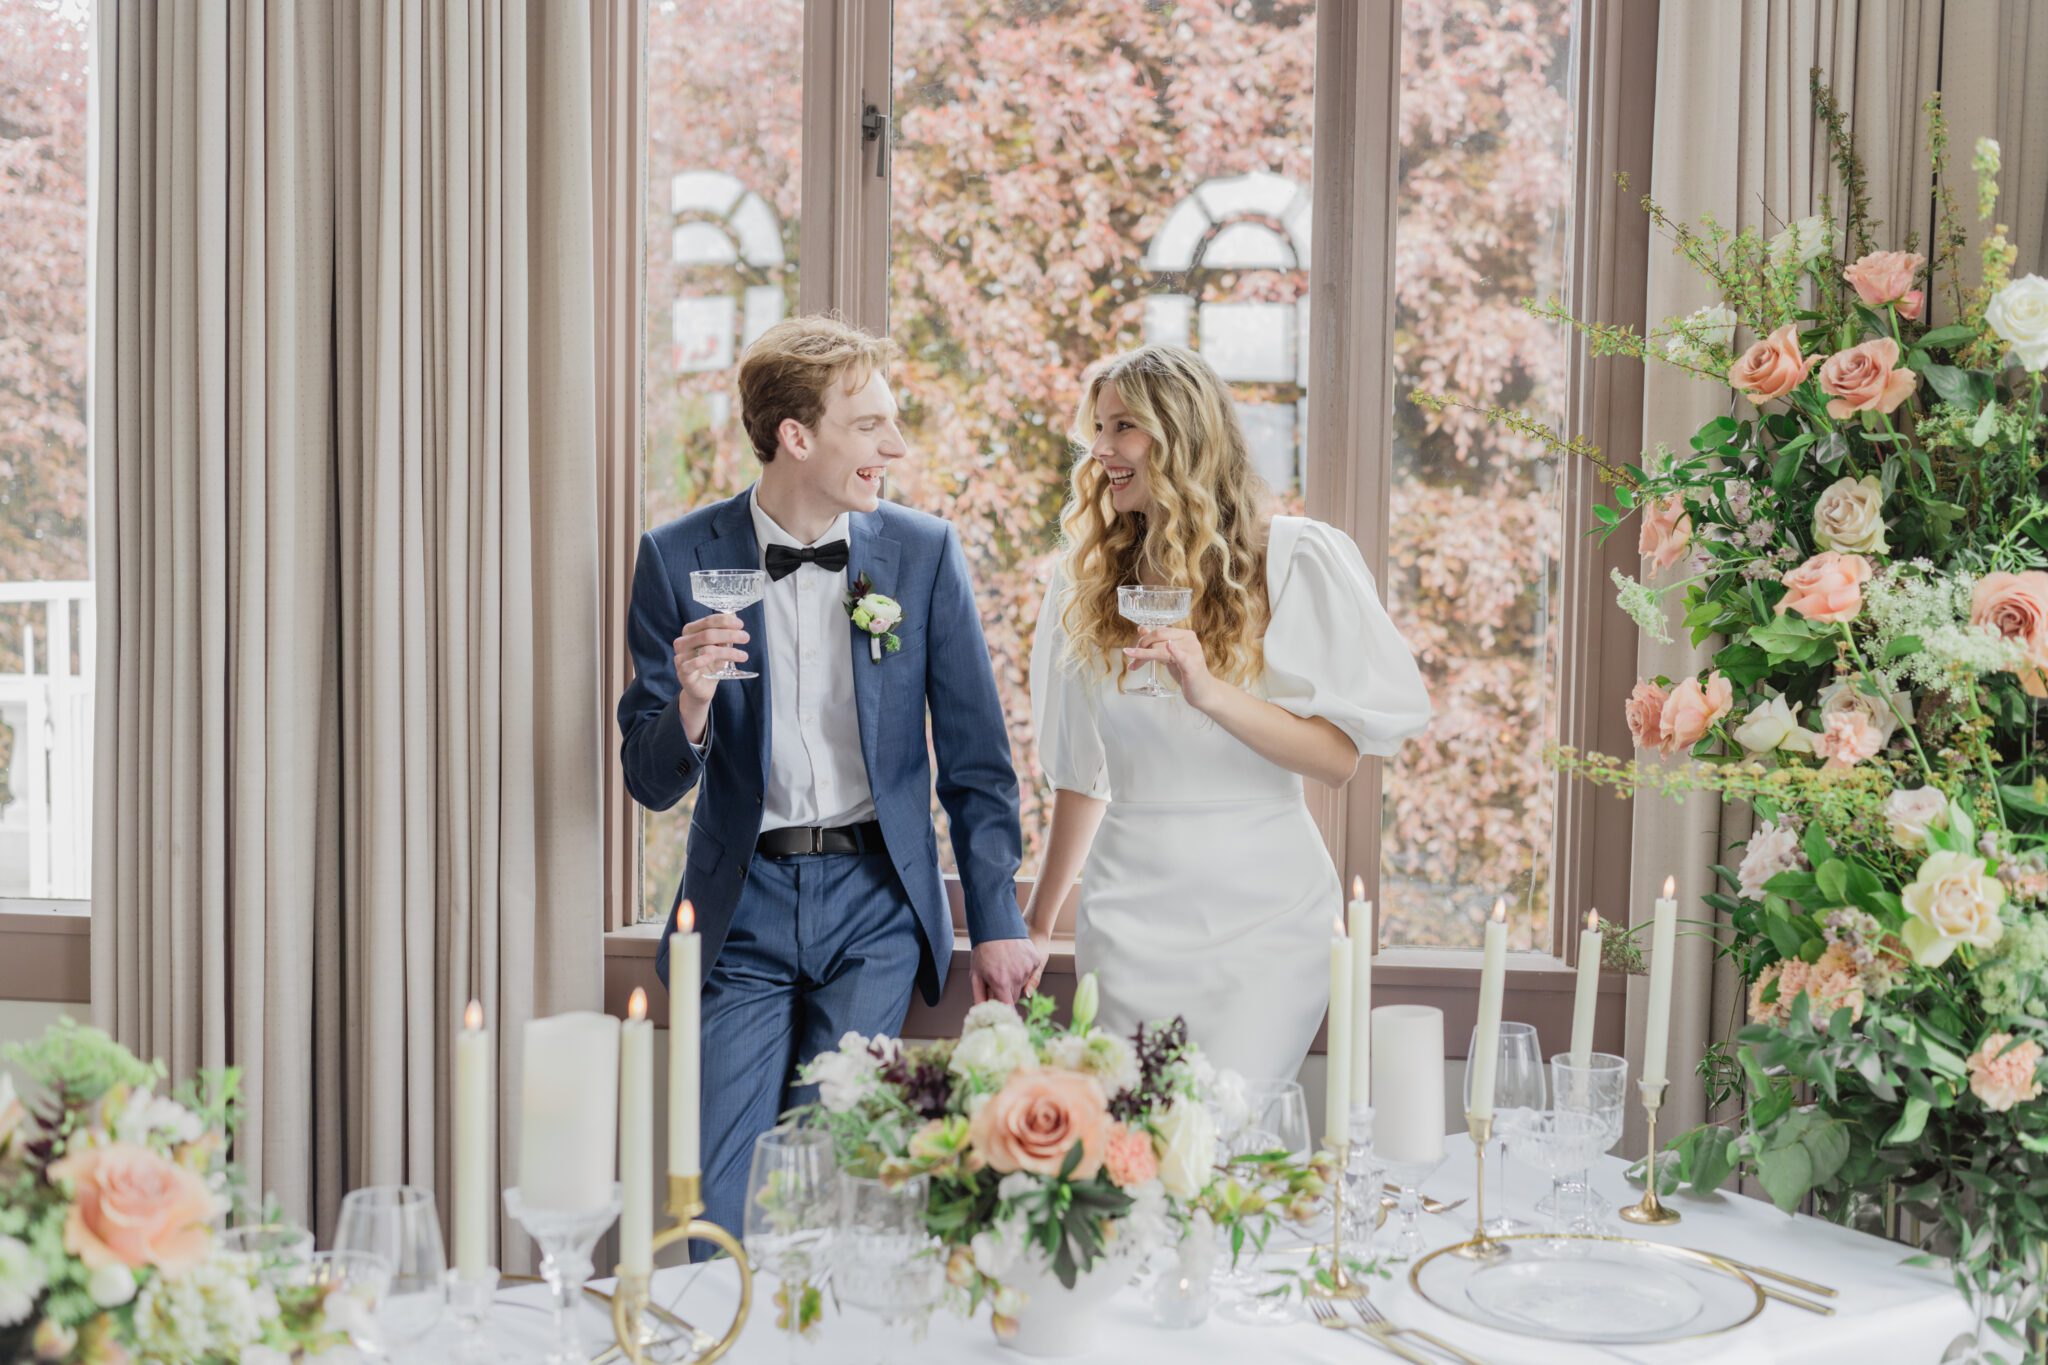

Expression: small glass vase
xmin=504 ymin=1184 xmax=622 ymax=1365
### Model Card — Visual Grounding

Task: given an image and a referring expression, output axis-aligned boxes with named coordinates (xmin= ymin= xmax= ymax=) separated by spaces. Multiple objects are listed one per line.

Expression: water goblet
xmin=1501 ymin=1109 xmax=1611 ymax=1240
xmin=298 ymin=1250 xmax=394 ymax=1357
xmin=744 ymin=1125 xmax=838 ymax=1363
xmin=219 ymin=1222 xmax=314 ymax=1288
xmin=1546 ymin=1051 xmax=1628 ymax=1230
xmin=503 ymin=1183 xmax=622 ymax=1365
xmin=832 ymin=1173 xmax=943 ymax=1364
xmin=1215 ymin=1077 xmax=1310 ymax=1326
xmin=688 ymin=569 xmax=768 ymax=680
xmin=1116 ymin=585 xmax=1194 ymax=698
xmin=1378 ymin=1149 xmax=1447 ymax=1264
xmin=334 ymin=1185 xmax=447 ymax=1349
xmin=1465 ymin=1020 xmax=1545 ymax=1237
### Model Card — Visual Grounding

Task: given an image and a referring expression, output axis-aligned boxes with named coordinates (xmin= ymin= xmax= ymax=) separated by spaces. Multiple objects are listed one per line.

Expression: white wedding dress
xmin=1030 ymin=517 xmax=1432 ymax=1081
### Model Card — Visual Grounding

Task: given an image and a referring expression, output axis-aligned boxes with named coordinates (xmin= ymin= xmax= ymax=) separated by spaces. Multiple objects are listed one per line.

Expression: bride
xmin=1024 ymin=345 xmax=1431 ymax=1081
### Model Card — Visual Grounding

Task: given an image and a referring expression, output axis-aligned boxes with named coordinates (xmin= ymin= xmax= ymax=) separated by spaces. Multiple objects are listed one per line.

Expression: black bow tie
xmin=764 ymin=539 xmax=850 ymax=581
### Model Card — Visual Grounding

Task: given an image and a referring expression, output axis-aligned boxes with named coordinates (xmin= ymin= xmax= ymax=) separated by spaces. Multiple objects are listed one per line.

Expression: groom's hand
xmin=971 ymin=938 xmax=1045 ymax=1006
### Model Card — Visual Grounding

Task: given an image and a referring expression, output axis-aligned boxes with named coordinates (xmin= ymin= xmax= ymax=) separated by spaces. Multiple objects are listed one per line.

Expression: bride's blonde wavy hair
xmin=1057 ymin=345 xmax=1272 ymax=687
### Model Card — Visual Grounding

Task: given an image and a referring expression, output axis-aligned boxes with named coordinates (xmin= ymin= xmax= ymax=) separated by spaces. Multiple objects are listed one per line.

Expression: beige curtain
xmin=1632 ymin=0 xmax=2048 ymax=1142
xmin=92 ymin=0 xmax=604 ymax=1265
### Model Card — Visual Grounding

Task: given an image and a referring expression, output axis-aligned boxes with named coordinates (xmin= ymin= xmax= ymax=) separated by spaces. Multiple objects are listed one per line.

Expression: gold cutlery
xmin=1356 ymin=1297 xmax=1491 ymax=1364
xmin=1381 ymin=1184 xmax=1469 ymax=1216
xmin=1723 ymin=1257 xmax=1839 ymax=1299
xmin=1759 ymin=1284 xmax=1836 ymax=1316
xmin=1308 ymin=1297 xmax=1435 ymax=1363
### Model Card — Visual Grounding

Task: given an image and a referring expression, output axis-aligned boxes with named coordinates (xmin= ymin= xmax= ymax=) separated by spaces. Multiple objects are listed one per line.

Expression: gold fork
xmin=1307 ymin=1297 xmax=1434 ymax=1363
xmin=1355 ymin=1297 xmax=1491 ymax=1365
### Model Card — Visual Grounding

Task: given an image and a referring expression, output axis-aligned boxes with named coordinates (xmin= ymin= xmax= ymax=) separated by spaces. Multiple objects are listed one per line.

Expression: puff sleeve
xmin=1028 ymin=569 xmax=1112 ymax=799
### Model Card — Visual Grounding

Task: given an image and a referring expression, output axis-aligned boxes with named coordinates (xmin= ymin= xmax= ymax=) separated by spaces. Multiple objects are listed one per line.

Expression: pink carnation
xmin=1101 ymin=1122 xmax=1160 ymax=1188
xmin=1813 ymin=709 xmax=1885 ymax=769
xmin=1966 ymin=1033 xmax=2044 ymax=1114
xmin=1749 ymin=947 xmax=1865 ymax=1027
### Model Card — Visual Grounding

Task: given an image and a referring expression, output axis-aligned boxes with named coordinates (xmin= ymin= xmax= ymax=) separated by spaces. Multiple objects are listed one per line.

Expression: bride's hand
xmin=1125 ymin=627 xmax=1218 ymax=710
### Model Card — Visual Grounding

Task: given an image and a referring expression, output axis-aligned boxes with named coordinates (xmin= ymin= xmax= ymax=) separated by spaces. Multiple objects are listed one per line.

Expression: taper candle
xmin=1642 ymin=876 xmax=1679 ymax=1089
xmin=1326 ymin=916 xmax=1353 ymax=1149
xmin=454 ymin=999 xmax=490 ymax=1279
xmin=1467 ymin=899 xmax=1509 ymax=1121
xmin=668 ymin=901 xmax=702 ymax=1177
xmin=620 ymin=989 xmax=653 ymax=1276
xmin=1346 ymin=877 xmax=1373 ymax=1107
xmin=1569 ymin=910 xmax=1602 ymax=1068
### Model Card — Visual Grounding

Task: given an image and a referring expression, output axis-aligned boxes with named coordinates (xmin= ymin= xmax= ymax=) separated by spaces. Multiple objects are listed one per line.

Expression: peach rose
xmin=968 ymin=1067 xmax=1109 ymax=1180
xmin=1776 ymin=551 xmax=1872 ymax=623
xmin=1971 ymin=570 xmax=2048 ymax=698
xmin=1813 ymin=709 xmax=1884 ymax=769
xmin=1728 ymin=323 xmax=1820 ymax=404
xmin=1101 ymin=1123 xmax=1159 ymax=1188
xmin=1818 ymin=337 xmax=1917 ymax=418
xmin=1843 ymin=251 xmax=1925 ymax=321
xmin=1967 ymin=1033 xmax=2043 ymax=1114
xmin=1625 ymin=679 xmax=1669 ymax=751
xmin=1638 ymin=495 xmax=1692 ymax=574
xmin=48 ymin=1142 xmax=214 ymax=1278
xmin=1658 ymin=672 xmax=1733 ymax=755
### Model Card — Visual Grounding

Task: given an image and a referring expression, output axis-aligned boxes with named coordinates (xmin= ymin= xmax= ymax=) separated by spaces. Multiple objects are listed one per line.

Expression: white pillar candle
xmin=1641 ymin=876 xmax=1679 ymax=1090
xmin=1466 ymin=899 xmax=1509 ymax=1122
xmin=1569 ymin=910 xmax=1602 ymax=1068
xmin=518 ymin=1011 xmax=620 ymax=1212
xmin=1369 ymin=1005 xmax=1444 ymax=1166
xmin=620 ymin=989 xmax=653 ymax=1276
xmin=1346 ymin=877 xmax=1373 ymax=1107
xmin=454 ymin=999 xmax=490 ymax=1279
xmin=1325 ymin=917 xmax=1352 ymax=1149
xmin=668 ymin=901 xmax=703 ymax=1178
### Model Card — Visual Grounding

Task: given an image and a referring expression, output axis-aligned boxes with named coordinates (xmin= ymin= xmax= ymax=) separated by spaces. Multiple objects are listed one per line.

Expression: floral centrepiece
xmin=1424 ymin=81 xmax=2048 ymax=1338
xmin=0 ymin=1021 xmax=344 ymax=1364
xmin=793 ymin=976 xmax=1337 ymax=1341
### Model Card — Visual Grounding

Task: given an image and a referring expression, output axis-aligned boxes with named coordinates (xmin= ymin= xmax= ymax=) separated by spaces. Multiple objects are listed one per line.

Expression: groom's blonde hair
xmin=737 ymin=315 xmax=896 ymax=463
xmin=1056 ymin=345 xmax=1270 ymax=688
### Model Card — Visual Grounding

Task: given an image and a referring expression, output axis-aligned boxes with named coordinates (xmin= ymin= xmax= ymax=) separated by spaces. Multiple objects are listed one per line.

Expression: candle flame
xmin=678 ymin=899 xmax=696 ymax=934
xmin=1333 ymin=915 xmax=1347 ymax=939
xmin=1491 ymin=897 xmax=1507 ymax=924
xmin=1585 ymin=909 xmax=1600 ymax=930
xmin=628 ymin=987 xmax=647 ymax=1021
xmin=463 ymin=999 xmax=482 ymax=1031
xmin=1662 ymin=875 xmax=1676 ymax=897
xmin=1351 ymin=875 xmax=1364 ymax=901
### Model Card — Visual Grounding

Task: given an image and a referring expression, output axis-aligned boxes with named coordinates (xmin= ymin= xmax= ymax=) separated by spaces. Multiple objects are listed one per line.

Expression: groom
xmin=618 ymin=314 xmax=1041 ymax=1240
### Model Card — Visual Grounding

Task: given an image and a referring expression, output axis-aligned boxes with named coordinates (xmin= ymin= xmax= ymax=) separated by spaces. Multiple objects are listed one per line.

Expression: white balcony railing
xmin=0 ymin=581 xmax=92 ymax=900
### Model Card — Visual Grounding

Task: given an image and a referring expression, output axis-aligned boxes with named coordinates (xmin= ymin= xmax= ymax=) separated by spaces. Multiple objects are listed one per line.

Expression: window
xmin=0 ymin=0 xmax=92 ymax=903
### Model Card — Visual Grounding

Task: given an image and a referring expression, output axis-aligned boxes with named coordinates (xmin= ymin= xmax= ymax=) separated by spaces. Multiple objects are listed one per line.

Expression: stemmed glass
xmin=1501 ymin=1109 xmax=1611 ymax=1241
xmin=744 ymin=1126 xmax=838 ymax=1362
xmin=1547 ymin=1052 xmax=1629 ymax=1230
xmin=1465 ymin=1021 xmax=1545 ymax=1238
xmin=219 ymin=1222 xmax=315 ymax=1288
xmin=688 ymin=569 xmax=768 ymax=680
xmin=1378 ymin=1144 xmax=1446 ymax=1265
xmin=333 ymin=1186 xmax=447 ymax=1349
xmin=1116 ymin=585 xmax=1194 ymax=699
xmin=299 ymin=1250 xmax=394 ymax=1357
xmin=832 ymin=1173 xmax=943 ymax=1362
xmin=1215 ymin=1078 xmax=1309 ymax=1327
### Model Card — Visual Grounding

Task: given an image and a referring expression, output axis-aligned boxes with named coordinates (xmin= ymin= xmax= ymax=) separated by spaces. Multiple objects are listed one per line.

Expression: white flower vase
xmin=998 ymin=1246 xmax=1143 ymax=1358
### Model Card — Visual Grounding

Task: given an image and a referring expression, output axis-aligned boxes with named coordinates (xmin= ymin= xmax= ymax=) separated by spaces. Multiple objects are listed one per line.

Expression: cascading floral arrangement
xmin=791 ymin=973 xmax=1336 ymax=1341
xmin=0 ymin=1021 xmax=343 ymax=1365
xmin=1422 ymin=80 xmax=2048 ymax=1344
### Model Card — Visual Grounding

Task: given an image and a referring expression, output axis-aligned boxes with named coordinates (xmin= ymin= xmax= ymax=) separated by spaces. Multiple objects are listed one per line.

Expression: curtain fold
xmin=92 ymin=0 xmax=604 ymax=1266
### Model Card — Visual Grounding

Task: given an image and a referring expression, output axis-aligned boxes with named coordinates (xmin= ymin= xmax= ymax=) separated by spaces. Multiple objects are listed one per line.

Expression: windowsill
xmin=0 ymin=902 xmax=92 ymax=1003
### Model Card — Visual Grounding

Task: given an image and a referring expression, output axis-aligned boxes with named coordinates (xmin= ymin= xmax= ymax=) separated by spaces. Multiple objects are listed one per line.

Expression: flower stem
xmin=1840 ymin=627 xmax=1938 ymax=782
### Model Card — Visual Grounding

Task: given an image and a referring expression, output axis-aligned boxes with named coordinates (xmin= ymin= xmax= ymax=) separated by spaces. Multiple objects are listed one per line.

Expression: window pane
xmin=1379 ymin=0 xmax=1578 ymax=948
xmin=0 ymin=0 xmax=92 ymax=900
xmin=640 ymin=0 xmax=803 ymax=923
xmin=889 ymin=0 xmax=1317 ymax=871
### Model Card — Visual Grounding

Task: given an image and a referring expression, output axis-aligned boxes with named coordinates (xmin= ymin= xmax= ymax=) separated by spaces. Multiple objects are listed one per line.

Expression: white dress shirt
xmin=750 ymin=488 xmax=877 ymax=832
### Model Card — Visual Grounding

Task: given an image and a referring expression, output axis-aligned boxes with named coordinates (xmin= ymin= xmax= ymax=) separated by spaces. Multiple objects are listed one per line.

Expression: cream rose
xmin=1884 ymin=786 xmax=1951 ymax=851
xmin=1818 ymin=337 xmax=1917 ymax=419
xmin=1899 ymin=850 xmax=2007 ymax=967
xmin=1732 ymin=694 xmax=1811 ymax=754
xmin=1971 ymin=570 xmax=2048 ymax=698
xmin=1811 ymin=475 xmax=1889 ymax=555
xmin=1154 ymin=1097 xmax=1217 ymax=1200
xmin=1986 ymin=274 xmax=2048 ymax=372
xmin=1728 ymin=323 xmax=1820 ymax=404
xmin=1769 ymin=216 xmax=1830 ymax=265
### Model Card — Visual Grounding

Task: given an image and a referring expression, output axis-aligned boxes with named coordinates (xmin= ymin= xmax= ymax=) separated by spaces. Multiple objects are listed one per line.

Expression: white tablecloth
xmin=472 ymin=1141 xmax=1975 ymax=1364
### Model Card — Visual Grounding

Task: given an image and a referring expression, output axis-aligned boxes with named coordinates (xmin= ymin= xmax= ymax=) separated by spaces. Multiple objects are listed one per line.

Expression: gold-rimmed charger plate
xmin=1408 ymin=1234 xmax=1765 ymax=1345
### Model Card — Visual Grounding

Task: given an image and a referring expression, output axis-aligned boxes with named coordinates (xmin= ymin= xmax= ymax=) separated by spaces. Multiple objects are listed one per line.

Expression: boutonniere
xmin=844 ymin=572 xmax=904 ymax=663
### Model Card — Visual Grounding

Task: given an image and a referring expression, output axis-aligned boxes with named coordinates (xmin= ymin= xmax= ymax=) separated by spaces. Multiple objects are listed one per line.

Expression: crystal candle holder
xmin=505 ymin=1184 xmax=622 ymax=1365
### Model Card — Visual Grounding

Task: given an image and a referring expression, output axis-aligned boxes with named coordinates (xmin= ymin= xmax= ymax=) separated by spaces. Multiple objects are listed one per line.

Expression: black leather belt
xmin=756 ymin=820 xmax=886 ymax=859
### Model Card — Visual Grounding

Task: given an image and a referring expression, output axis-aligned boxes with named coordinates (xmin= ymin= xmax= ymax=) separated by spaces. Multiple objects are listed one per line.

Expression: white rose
xmin=1884 ymin=786 xmax=1951 ymax=851
xmin=1900 ymin=850 xmax=2007 ymax=967
xmin=1154 ymin=1098 xmax=1217 ymax=1200
xmin=1811 ymin=475 xmax=1890 ymax=555
xmin=1986 ymin=274 xmax=2048 ymax=372
xmin=949 ymin=1020 xmax=1036 ymax=1080
xmin=1732 ymin=695 xmax=1806 ymax=753
xmin=1769 ymin=215 xmax=1830 ymax=265
xmin=88 ymin=1260 xmax=137 ymax=1309
xmin=0 ymin=1233 xmax=45 ymax=1328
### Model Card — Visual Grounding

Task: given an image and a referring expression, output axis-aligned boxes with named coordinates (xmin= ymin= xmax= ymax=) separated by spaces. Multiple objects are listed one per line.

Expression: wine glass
xmin=832 ymin=1173 xmax=943 ymax=1361
xmin=219 ymin=1222 xmax=314 ymax=1288
xmin=1548 ymin=1051 xmax=1629 ymax=1230
xmin=744 ymin=1126 xmax=837 ymax=1362
xmin=333 ymin=1185 xmax=447 ymax=1348
xmin=1465 ymin=1021 xmax=1545 ymax=1237
xmin=1116 ymin=585 xmax=1193 ymax=699
xmin=688 ymin=569 xmax=769 ymax=680
xmin=1216 ymin=1078 xmax=1309 ymax=1327
xmin=299 ymin=1250 xmax=394 ymax=1356
xmin=1501 ymin=1109 xmax=1611 ymax=1240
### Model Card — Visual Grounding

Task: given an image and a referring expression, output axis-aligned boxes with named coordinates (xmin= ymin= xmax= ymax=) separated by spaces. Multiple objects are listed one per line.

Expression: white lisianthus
xmin=1154 ymin=1098 xmax=1217 ymax=1200
xmin=1884 ymin=786 xmax=1951 ymax=851
xmin=1986 ymin=275 xmax=2048 ymax=372
xmin=0 ymin=1233 xmax=45 ymax=1328
xmin=950 ymin=1017 xmax=1037 ymax=1081
xmin=1044 ymin=1032 xmax=1140 ymax=1096
xmin=1812 ymin=475 xmax=1890 ymax=555
xmin=114 ymin=1086 xmax=206 ymax=1148
xmin=1663 ymin=303 xmax=1738 ymax=366
xmin=971 ymin=1213 xmax=1029 ymax=1278
xmin=806 ymin=1032 xmax=885 ymax=1114
xmin=1901 ymin=850 xmax=2007 ymax=967
xmin=1732 ymin=695 xmax=1809 ymax=754
xmin=88 ymin=1260 xmax=138 ymax=1309
xmin=1769 ymin=215 xmax=1830 ymax=265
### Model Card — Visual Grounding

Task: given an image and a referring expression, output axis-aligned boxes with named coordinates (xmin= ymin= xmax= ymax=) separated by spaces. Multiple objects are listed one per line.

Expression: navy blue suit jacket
xmin=618 ymin=488 xmax=1028 ymax=1004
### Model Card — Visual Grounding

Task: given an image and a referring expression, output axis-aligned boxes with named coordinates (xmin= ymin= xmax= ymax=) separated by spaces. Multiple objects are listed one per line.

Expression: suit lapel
xmin=846 ymin=509 xmax=901 ymax=790
xmin=695 ymin=488 xmax=771 ymax=793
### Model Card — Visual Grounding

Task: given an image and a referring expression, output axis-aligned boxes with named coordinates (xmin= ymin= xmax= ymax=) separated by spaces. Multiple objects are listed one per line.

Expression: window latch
xmin=861 ymin=101 xmax=890 ymax=181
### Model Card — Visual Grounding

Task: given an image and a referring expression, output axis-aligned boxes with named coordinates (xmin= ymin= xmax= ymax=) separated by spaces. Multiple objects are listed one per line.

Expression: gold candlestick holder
xmin=1451 ymin=1114 xmax=1509 ymax=1261
xmin=1621 ymin=1079 xmax=1681 ymax=1227
xmin=1306 ymin=1139 xmax=1370 ymax=1300
xmin=611 ymin=1173 xmax=754 ymax=1364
